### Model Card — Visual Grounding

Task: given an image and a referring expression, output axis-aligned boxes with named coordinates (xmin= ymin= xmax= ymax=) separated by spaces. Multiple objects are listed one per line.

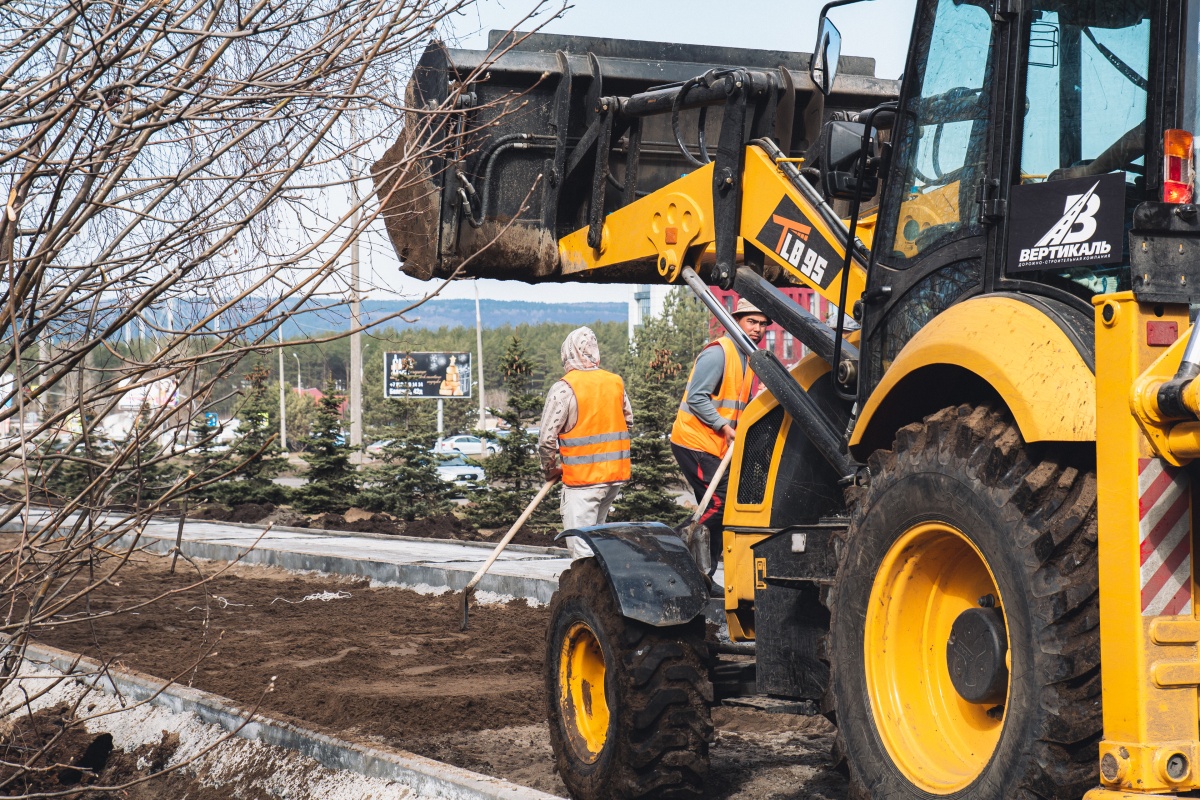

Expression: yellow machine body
xmin=558 ymin=146 xmax=867 ymax=308
xmin=386 ymin=12 xmax=1200 ymax=798
xmin=721 ymin=351 xmax=837 ymax=641
xmin=848 ymin=294 xmax=1097 ymax=456
xmin=551 ymin=119 xmax=1200 ymax=799
xmin=1082 ymin=295 xmax=1200 ymax=797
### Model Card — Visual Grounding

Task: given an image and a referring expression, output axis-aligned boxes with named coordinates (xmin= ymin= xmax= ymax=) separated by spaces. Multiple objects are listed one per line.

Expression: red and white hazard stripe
xmin=1139 ymin=458 xmax=1193 ymax=616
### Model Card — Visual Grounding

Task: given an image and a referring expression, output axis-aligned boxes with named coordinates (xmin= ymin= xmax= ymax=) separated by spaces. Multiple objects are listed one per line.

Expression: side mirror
xmin=810 ymin=16 xmax=842 ymax=96
xmin=821 ymin=120 xmax=878 ymax=201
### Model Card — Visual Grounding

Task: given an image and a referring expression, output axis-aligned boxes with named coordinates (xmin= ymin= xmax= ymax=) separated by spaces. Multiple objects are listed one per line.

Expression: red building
xmin=708 ymin=286 xmax=833 ymax=369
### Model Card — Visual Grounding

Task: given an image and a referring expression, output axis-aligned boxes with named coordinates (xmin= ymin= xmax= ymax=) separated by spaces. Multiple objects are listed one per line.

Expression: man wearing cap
xmin=539 ymin=327 xmax=634 ymax=558
xmin=670 ymin=298 xmax=770 ymax=566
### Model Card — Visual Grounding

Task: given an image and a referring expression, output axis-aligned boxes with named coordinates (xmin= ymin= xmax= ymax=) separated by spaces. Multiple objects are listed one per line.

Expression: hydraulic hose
xmin=458 ymin=134 xmax=556 ymax=228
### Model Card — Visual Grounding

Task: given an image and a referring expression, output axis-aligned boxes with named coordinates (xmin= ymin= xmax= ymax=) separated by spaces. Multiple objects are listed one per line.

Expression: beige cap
xmin=733 ymin=297 xmax=768 ymax=320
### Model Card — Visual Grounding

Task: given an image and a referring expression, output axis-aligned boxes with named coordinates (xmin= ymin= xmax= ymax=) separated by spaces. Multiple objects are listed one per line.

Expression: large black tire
xmin=829 ymin=405 xmax=1101 ymax=800
xmin=546 ymin=558 xmax=713 ymax=799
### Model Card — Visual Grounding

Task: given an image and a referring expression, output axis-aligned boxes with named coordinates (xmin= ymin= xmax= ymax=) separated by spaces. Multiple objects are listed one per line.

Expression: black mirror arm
xmin=830 ymin=100 xmax=898 ymax=402
xmin=818 ymin=0 xmax=872 ymax=20
xmin=812 ymin=0 xmax=875 ymax=95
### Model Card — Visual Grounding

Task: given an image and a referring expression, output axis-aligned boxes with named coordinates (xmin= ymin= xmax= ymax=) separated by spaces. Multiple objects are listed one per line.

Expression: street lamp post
xmin=475 ymin=280 xmax=486 ymax=432
xmin=292 ymin=353 xmax=302 ymax=392
xmin=278 ymin=329 xmax=287 ymax=450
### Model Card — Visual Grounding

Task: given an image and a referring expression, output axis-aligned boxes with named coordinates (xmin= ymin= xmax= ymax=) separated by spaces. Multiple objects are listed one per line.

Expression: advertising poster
xmin=384 ymin=352 xmax=471 ymax=399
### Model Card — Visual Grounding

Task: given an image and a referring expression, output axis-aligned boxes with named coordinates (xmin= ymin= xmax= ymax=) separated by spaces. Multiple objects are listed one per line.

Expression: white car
xmin=436 ymin=456 xmax=486 ymax=486
xmin=365 ymin=439 xmax=394 ymax=457
xmin=435 ymin=435 xmax=498 ymax=457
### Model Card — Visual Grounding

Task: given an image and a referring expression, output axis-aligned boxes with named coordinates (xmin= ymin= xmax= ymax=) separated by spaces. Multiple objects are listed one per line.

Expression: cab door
xmin=858 ymin=0 xmax=1005 ymax=398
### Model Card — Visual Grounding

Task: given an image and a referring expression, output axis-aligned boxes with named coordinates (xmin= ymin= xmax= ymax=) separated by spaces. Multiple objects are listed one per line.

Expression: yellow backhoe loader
xmin=375 ymin=2 xmax=1200 ymax=797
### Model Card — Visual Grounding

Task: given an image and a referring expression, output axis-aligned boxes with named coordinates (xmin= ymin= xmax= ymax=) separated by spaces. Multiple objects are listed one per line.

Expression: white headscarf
xmin=561 ymin=326 xmax=600 ymax=372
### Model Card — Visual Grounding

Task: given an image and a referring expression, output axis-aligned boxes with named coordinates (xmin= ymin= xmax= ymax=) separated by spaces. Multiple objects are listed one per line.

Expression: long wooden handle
xmin=464 ymin=479 xmax=558 ymax=593
xmin=689 ymin=445 xmax=736 ymax=524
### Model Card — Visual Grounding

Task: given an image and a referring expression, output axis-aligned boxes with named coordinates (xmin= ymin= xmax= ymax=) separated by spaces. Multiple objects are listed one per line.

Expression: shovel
xmin=676 ymin=446 xmax=736 ymax=575
xmin=460 ymin=478 xmax=558 ymax=631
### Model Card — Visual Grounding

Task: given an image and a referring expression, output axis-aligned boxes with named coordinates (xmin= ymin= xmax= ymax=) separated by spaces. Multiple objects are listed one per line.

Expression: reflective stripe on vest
xmin=669 ymin=337 xmax=753 ymax=458
xmin=558 ymin=368 xmax=632 ymax=486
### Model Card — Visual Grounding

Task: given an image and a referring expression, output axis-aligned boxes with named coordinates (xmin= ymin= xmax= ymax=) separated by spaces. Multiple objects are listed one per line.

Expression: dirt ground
xmin=0 ymin=705 xmax=228 ymax=799
xmin=28 ymin=551 xmax=846 ymax=798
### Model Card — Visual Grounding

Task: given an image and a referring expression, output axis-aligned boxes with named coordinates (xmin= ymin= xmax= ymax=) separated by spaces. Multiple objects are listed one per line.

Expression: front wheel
xmin=829 ymin=405 xmax=1100 ymax=800
xmin=546 ymin=558 xmax=712 ymax=799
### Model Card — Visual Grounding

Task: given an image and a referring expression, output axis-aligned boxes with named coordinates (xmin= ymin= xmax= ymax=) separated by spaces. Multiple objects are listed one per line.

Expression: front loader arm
xmin=556 ymin=141 xmax=867 ymax=479
xmin=556 ymin=144 xmax=867 ymax=311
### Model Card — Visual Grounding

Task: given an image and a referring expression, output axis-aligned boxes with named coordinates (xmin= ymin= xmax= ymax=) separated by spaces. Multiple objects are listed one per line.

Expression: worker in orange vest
xmin=670 ymin=298 xmax=770 ymax=567
xmin=538 ymin=327 xmax=633 ymax=558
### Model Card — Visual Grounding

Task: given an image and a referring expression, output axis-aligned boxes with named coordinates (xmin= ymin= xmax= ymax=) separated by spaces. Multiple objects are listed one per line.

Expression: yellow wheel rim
xmin=559 ymin=621 xmax=610 ymax=761
xmin=864 ymin=521 xmax=1009 ymax=794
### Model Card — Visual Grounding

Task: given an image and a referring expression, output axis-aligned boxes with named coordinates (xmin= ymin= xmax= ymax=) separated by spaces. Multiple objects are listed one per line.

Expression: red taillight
xmin=1163 ymin=129 xmax=1195 ymax=203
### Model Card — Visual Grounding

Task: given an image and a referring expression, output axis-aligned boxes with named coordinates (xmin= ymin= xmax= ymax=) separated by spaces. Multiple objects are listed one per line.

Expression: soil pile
xmin=403 ymin=512 xmax=552 ymax=548
xmin=0 ymin=705 xmax=226 ymax=799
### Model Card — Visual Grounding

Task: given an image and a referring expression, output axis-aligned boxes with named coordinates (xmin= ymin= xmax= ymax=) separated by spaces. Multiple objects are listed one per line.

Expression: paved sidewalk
xmin=130 ymin=518 xmax=574 ymax=604
xmin=3 ymin=508 xmax=722 ymax=606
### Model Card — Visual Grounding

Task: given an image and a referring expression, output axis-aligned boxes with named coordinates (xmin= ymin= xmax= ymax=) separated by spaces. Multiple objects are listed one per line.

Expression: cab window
xmin=881 ymin=0 xmax=994 ymax=264
xmin=1014 ymin=1 xmax=1151 ymax=297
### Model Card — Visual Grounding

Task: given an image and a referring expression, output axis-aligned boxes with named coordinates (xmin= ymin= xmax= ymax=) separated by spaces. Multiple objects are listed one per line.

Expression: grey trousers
xmin=560 ymin=483 xmax=622 ymax=559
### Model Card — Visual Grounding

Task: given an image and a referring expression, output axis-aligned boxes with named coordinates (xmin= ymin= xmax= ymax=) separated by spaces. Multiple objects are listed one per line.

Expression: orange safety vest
xmin=558 ymin=368 xmax=632 ymax=487
xmin=670 ymin=337 xmax=752 ymax=458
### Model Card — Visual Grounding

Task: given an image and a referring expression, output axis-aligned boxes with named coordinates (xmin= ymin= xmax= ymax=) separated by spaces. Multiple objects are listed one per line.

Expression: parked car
xmin=365 ymin=439 xmax=393 ymax=457
xmin=435 ymin=434 xmax=498 ymax=456
xmin=436 ymin=456 xmax=485 ymax=486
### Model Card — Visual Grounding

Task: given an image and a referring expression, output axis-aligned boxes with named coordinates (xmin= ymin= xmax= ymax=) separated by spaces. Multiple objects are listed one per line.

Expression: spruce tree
xmin=292 ymin=379 xmax=357 ymax=513
xmin=354 ymin=434 xmax=452 ymax=520
xmin=111 ymin=401 xmax=184 ymax=509
xmin=466 ymin=335 xmax=558 ymax=533
xmin=185 ymin=411 xmax=224 ymax=502
xmin=211 ymin=365 xmax=288 ymax=505
xmin=37 ymin=432 xmax=103 ymax=507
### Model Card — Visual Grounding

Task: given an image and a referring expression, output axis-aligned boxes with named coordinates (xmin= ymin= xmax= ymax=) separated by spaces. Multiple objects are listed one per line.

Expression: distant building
xmin=628 ymin=284 xmax=672 ymax=340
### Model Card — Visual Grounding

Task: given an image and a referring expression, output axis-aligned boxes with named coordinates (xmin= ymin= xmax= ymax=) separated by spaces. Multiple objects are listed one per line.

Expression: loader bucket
xmin=372 ymin=30 xmax=898 ymax=284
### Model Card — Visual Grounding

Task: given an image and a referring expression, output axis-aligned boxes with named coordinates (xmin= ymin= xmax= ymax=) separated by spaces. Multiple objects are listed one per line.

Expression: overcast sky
xmin=367 ymin=0 xmax=918 ymax=306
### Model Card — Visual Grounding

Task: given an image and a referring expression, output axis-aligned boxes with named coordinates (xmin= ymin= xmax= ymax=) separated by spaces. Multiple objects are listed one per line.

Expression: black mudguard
xmin=556 ymin=523 xmax=710 ymax=627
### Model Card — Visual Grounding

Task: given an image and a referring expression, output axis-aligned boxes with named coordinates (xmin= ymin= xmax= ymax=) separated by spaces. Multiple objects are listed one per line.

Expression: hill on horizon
xmin=282 ymin=298 xmax=628 ymax=337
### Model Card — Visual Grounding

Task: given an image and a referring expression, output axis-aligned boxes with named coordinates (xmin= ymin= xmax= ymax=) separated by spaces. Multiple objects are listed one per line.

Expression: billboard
xmin=384 ymin=352 xmax=471 ymax=399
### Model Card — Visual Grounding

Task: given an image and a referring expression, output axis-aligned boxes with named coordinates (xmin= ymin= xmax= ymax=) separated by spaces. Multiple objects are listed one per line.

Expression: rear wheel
xmin=546 ymin=558 xmax=713 ymax=799
xmin=829 ymin=405 xmax=1100 ymax=799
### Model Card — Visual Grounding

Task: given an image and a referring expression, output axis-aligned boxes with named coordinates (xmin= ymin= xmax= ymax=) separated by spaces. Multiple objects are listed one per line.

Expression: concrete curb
xmin=0 ymin=504 xmax=568 ymax=556
xmin=20 ymin=641 xmax=564 ymax=800
xmin=0 ymin=507 xmax=564 ymax=604
xmin=192 ymin=518 xmax=568 ymax=557
xmin=118 ymin=531 xmax=563 ymax=605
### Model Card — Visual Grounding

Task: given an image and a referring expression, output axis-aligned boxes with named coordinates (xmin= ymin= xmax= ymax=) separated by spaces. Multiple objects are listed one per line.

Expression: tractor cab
xmin=834 ymin=0 xmax=1166 ymax=415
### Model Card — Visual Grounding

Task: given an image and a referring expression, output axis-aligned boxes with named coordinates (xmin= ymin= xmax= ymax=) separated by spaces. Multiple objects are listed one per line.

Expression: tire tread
xmin=830 ymin=404 xmax=1101 ymax=800
xmin=547 ymin=559 xmax=713 ymax=799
